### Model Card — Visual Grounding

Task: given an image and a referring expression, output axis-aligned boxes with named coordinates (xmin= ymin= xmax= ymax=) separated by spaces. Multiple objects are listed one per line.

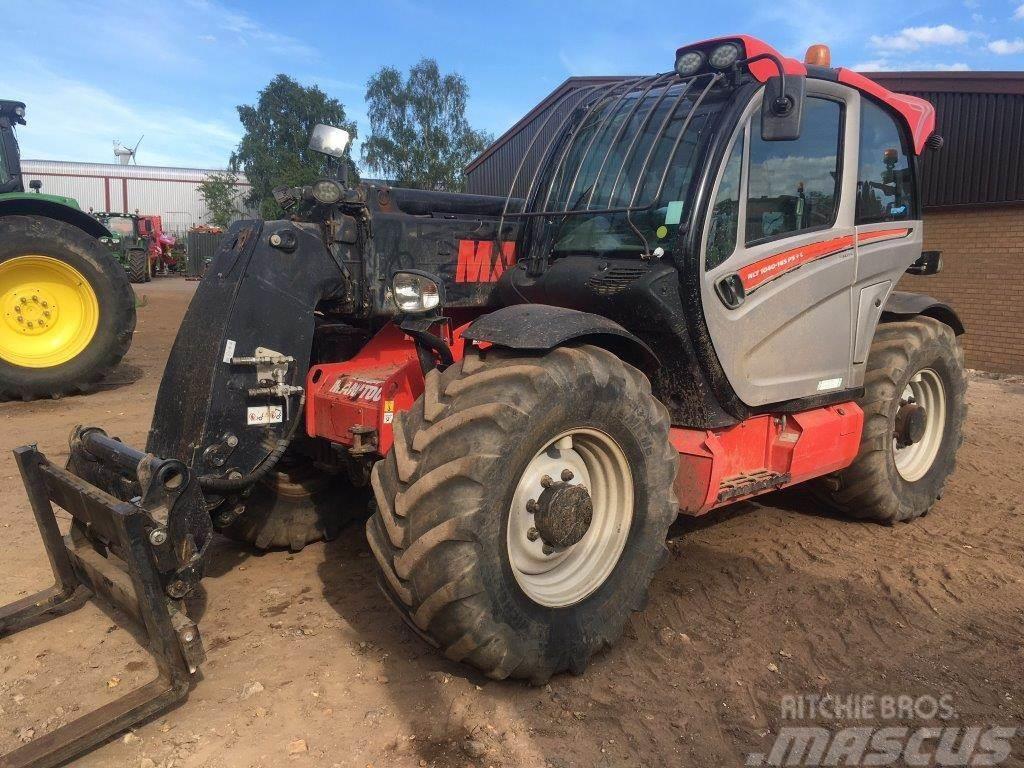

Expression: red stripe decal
xmin=856 ymin=227 xmax=911 ymax=245
xmin=739 ymin=235 xmax=854 ymax=292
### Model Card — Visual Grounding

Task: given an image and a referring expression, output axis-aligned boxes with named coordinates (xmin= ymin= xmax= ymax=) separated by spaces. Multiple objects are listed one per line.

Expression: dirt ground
xmin=1 ymin=278 xmax=1022 ymax=768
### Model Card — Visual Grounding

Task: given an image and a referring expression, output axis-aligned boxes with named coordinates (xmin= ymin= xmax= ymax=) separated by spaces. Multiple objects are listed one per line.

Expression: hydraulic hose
xmin=198 ymin=391 xmax=305 ymax=493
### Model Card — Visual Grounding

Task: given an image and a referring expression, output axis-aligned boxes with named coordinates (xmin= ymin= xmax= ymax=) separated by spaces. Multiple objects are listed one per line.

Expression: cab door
xmin=700 ymin=81 xmax=860 ymax=407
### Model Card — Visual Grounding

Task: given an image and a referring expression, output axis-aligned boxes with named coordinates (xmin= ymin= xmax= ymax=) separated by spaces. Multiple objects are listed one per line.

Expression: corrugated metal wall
xmin=908 ymin=90 xmax=1024 ymax=208
xmin=466 ymin=75 xmax=1024 ymax=211
xmin=466 ymin=78 xmax=627 ymax=199
xmin=19 ymin=160 xmax=252 ymax=235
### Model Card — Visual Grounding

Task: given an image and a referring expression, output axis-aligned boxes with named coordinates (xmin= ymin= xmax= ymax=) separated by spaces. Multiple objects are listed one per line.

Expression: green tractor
xmin=0 ymin=99 xmax=136 ymax=400
xmin=91 ymin=210 xmax=152 ymax=283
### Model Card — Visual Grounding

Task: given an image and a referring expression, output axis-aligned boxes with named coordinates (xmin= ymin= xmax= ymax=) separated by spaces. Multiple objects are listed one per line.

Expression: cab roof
xmin=678 ymin=35 xmax=936 ymax=154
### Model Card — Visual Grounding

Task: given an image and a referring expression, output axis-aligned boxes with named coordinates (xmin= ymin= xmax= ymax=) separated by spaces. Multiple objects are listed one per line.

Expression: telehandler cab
xmin=1 ymin=36 xmax=965 ymax=768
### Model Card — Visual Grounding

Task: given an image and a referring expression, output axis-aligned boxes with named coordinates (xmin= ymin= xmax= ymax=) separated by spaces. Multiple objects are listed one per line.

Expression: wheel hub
xmin=0 ymin=255 xmax=99 ymax=368
xmin=3 ymin=287 xmax=60 ymax=337
xmin=895 ymin=401 xmax=927 ymax=448
xmin=533 ymin=479 xmax=593 ymax=550
xmin=506 ymin=430 xmax=634 ymax=608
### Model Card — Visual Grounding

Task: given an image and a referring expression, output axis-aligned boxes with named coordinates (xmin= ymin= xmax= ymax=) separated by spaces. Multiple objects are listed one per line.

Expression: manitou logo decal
xmin=332 ymin=377 xmax=384 ymax=402
xmin=455 ymin=239 xmax=516 ymax=283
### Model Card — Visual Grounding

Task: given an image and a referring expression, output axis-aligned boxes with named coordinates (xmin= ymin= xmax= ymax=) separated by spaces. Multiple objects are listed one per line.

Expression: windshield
xmin=522 ymin=74 xmax=727 ymax=259
xmin=100 ymin=215 xmax=135 ymax=236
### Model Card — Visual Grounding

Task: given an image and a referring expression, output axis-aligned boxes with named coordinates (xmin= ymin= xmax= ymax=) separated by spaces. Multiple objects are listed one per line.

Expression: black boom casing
xmin=146 ymin=220 xmax=347 ymax=478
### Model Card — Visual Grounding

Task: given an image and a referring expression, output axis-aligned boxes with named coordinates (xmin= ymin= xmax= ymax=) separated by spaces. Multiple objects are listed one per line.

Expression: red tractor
xmin=137 ymin=214 xmax=179 ymax=275
xmin=2 ymin=36 xmax=964 ymax=767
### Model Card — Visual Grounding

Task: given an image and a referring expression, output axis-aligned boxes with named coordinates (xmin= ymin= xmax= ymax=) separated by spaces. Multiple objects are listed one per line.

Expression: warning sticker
xmin=383 ymin=412 xmax=394 ymax=424
xmin=383 ymin=400 xmax=395 ymax=413
xmin=223 ymin=339 xmax=237 ymax=364
xmin=247 ymin=405 xmax=283 ymax=425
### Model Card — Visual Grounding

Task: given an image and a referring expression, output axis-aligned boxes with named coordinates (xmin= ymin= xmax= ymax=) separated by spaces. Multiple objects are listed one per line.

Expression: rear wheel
xmin=0 ymin=215 xmax=136 ymax=401
xmin=126 ymin=249 xmax=150 ymax=283
xmin=814 ymin=317 xmax=966 ymax=523
xmin=367 ymin=345 xmax=678 ymax=682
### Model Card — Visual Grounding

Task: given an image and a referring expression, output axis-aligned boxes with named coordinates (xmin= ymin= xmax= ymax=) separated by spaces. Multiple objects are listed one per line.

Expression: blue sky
xmin=3 ymin=0 xmax=1023 ymax=170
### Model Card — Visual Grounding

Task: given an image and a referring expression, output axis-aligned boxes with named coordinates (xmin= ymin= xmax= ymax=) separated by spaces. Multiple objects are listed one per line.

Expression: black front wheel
xmin=367 ymin=344 xmax=678 ymax=682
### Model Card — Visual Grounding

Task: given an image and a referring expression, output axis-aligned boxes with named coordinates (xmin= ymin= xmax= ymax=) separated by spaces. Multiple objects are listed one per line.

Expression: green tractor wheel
xmin=0 ymin=215 xmax=136 ymax=400
xmin=127 ymin=249 xmax=150 ymax=283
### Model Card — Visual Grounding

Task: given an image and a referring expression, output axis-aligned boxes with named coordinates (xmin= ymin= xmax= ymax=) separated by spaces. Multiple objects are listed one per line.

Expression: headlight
xmin=708 ymin=42 xmax=741 ymax=70
xmin=675 ymin=50 xmax=705 ymax=77
xmin=393 ymin=271 xmax=443 ymax=314
xmin=14 ymin=106 xmax=25 ymax=117
xmin=311 ymin=179 xmax=343 ymax=204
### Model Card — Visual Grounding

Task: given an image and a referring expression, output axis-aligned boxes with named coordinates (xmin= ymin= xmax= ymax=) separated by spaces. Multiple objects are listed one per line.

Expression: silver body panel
xmin=700 ymin=81 xmax=923 ymax=406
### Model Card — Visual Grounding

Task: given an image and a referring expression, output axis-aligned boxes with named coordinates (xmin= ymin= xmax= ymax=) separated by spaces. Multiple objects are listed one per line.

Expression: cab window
xmin=745 ymin=97 xmax=842 ymax=244
xmin=706 ymin=133 xmax=744 ymax=270
xmin=856 ymin=99 xmax=915 ymax=223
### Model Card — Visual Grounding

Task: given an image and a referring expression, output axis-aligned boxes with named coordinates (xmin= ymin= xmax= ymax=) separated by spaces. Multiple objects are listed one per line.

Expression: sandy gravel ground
xmin=1 ymin=278 xmax=1022 ymax=768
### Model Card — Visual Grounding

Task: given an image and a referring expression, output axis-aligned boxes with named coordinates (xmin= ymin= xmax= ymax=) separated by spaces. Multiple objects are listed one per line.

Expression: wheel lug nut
xmin=560 ymin=468 xmax=574 ymax=482
xmin=540 ymin=475 xmax=553 ymax=488
xmin=41 ymin=301 xmax=48 ymax=308
xmin=43 ymin=310 xmax=51 ymax=318
xmin=542 ymin=544 xmax=555 ymax=555
xmin=14 ymin=306 xmax=20 ymax=314
xmin=27 ymin=321 xmax=34 ymax=328
xmin=527 ymin=527 xmax=540 ymax=541
xmin=19 ymin=297 xmax=27 ymax=304
xmin=16 ymin=316 xmax=24 ymax=324
xmin=526 ymin=499 xmax=538 ymax=514
xmin=31 ymin=295 xmax=39 ymax=303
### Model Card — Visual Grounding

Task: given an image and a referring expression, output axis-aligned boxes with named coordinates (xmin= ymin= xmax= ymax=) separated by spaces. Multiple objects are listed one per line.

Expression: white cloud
xmin=871 ymin=24 xmax=970 ymax=52
xmin=988 ymin=38 xmax=1024 ymax=53
xmin=184 ymin=0 xmax=316 ymax=58
xmin=1015 ymin=4 xmax=1024 ymax=20
xmin=853 ymin=59 xmax=893 ymax=71
xmin=1 ymin=60 xmax=239 ymax=168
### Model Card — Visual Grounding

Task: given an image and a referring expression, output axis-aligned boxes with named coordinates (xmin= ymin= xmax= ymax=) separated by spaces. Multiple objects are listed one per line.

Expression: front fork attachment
xmin=0 ymin=428 xmax=213 ymax=768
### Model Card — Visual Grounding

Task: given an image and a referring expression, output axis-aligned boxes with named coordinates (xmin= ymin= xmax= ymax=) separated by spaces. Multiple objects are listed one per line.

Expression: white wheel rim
xmin=506 ymin=429 xmax=633 ymax=608
xmin=893 ymin=367 xmax=946 ymax=482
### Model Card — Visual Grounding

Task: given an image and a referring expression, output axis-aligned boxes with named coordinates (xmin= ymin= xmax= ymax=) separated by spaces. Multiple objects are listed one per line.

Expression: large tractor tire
xmin=814 ymin=317 xmax=966 ymax=523
xmin=0 ymin=215 xmax=136 ymax=401
xmin=126 ymin=249 xmax=150 ymax=283
xmin=216 ymin=462 xmax=362 ymax=552
xmin=367 ymin=344 xmax=678 ymax=683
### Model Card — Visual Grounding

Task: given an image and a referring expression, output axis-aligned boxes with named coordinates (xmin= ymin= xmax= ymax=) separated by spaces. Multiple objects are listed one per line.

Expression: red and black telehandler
xmin=1 ymin=36 xmax=964 ymax=768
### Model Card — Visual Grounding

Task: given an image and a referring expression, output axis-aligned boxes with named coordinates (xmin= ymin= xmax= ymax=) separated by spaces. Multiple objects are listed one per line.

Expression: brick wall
xmin=898 ymin=206 xmax=1024 ymax=374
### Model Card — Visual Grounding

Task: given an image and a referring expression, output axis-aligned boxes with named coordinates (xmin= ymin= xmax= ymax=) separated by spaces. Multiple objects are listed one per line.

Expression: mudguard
xmin=463 ymin=303 xmax=659 ymax=370
xmin=882 ymin=291 xmax=965 ymax=335
xmin=0 ymin=195 xmax=111 ymax=238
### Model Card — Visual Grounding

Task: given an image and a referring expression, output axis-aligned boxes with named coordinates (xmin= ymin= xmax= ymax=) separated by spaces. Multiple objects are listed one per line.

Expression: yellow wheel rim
xmin=0 ymin=255 xmax=100 ymax=368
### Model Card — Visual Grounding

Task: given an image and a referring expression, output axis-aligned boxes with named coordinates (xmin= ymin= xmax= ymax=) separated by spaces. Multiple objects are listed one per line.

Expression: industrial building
xmin=19 ymin=159 xmax=251 ymax=236
xmin=466 ymin=71 xmax=1024 ymax=374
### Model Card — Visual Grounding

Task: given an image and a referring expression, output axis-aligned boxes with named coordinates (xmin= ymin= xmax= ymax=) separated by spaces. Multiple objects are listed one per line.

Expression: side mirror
xmin=309 ymin=124 xmax=351 ymax=158
xmin=761 ymin=75 xmax=806 ymax=141
xmin=906 ymin=250 xmax=942 ymax=276
xmin=29 ymin=179 xmax=42 ymax=192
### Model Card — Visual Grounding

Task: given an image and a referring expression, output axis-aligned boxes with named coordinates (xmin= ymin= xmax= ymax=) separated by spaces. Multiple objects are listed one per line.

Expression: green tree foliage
xmin=231 ymin=74 xmax=358 ymax=218
xmin=362 ymin=59 xmax=492 ymax=191
xmin=197 ymin=171 xmax=240 ymax=228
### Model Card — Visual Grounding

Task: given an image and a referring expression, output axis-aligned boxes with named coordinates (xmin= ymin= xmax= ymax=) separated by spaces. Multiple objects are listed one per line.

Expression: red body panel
xmin=309 ymin=322 xmax=864 ymax=513
xmin=681 ymin=35 xmax=936 ymax=154
xmin=671 ymin=403 xmax=863 ymax=514
xmin=306 ymin=322 xmax=471 ymax=455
